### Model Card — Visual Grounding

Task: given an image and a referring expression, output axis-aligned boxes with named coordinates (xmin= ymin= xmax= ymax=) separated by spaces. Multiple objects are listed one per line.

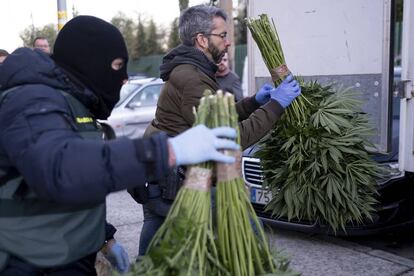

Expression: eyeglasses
xmin=205 ymin=32 xmax=227 ymax=39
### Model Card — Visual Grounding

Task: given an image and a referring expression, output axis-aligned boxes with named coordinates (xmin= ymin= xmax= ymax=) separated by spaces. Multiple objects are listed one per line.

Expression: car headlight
xmin=376 ymin=162 xmax=404 ymax=186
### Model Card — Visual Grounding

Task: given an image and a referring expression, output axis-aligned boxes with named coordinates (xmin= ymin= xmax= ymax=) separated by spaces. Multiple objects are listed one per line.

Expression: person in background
xmin=132 ymin=4 xmax=301 ymax=256
xmin=216 ymin=52 xmax=243 ymax=101
xmin=0 ymin=49 xmax=9 ymax=63
xmin=0 ymin=15 xmax=238 ymax=275
xmin=33 ymin=36 xmax=51 ymax=54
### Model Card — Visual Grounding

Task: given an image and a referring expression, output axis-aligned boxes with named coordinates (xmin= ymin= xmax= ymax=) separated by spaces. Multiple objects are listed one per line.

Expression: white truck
xmin=242 ymin=0 xmax=414 ymax=235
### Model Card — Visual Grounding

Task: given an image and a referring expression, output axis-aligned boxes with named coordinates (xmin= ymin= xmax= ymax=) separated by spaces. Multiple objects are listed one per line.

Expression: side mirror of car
xmin=127 ymin=102 xmax=142 ymax=109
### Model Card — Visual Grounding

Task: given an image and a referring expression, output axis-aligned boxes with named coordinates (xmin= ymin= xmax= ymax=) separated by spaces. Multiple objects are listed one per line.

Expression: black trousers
xmin=0 ymin=253 xmax=97 ymax=276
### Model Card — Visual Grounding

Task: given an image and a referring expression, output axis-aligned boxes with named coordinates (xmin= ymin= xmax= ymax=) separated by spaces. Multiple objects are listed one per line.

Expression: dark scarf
xmin=160 ymin=44 xmax=217 ymax=81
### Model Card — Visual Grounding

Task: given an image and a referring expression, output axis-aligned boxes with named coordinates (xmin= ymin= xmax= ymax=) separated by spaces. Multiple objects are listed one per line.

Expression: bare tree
xmin=166 ymin=0 xmax=189 ymax=51
xmin=19 ymin=24 xmax=57 ymax=49
xmin=134 ymin=15 xmax=147 ymax=59
xmin=167 ymin=18 xmax=180 ymax=50
xmin=111 ymin=12 xmax=137 ymax=59
xmin=145 ymin=18 xmax=163 ymax=55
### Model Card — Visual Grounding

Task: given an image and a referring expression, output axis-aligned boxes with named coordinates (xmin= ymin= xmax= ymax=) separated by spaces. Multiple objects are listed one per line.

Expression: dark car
xmin=242 ymin=67 xmax=414 ymax=236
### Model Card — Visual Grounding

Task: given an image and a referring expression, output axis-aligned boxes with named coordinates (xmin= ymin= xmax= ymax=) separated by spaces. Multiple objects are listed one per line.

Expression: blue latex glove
xmin=106 ymin=241 xmax=129 ymax=273
xmin=169 ymin=124 xmax=240 ymax=166
xmin=270 ymin=74 xmax=301 ymax=108
xmin=254 ymin=83 xmax=273 ymax=105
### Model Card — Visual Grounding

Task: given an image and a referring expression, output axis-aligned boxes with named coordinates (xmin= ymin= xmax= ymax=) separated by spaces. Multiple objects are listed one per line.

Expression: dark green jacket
xmin=148 ymin=63 xmax=284 ymax=149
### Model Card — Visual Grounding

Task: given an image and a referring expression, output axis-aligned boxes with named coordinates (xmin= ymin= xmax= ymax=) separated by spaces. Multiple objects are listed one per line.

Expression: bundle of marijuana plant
xmin=247 ymin=14 xmax=381 ymax=232
xmin=256 ymin=82 xmax=381 ymax=232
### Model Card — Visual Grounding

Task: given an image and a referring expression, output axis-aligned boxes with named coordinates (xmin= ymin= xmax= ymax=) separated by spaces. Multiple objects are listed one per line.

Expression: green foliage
xmin=247 ymin=14 xmax=381 ymax=233
xmin=133 ymin=16 xmax=147 ymax=59
xmin=129 ymin=189 xmax=225 ymax=276
xmin=111 ymin=14 xmax=166 ymax=59
xmin=256 ymin=81 xmax=382 ymax=233
xmin=19 ymin=23 xmax=57 ymax=49
xmin=111 ymin=12 xmax=137 ymax=59
xmin=246 ymin=14 xmax=286 ymax=85
xmin=129 ymin=92 xmax=222 ymax=276
xmin=145 ymin=19 xmax=164 ymax=56
xmin=19 ymin=12 xmax=168 ymax=60
xmin=167 ymin=18 xmax=180 ymax=51
xmin=246 ymin=15 xmax=310 ymax=126
xmin=129 ymin=92 xmax=298 ymax=276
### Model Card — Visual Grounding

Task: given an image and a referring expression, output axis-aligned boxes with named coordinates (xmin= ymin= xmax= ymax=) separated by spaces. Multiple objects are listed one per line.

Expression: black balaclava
xmin=52 ymin=15 xmax=128 ymax=119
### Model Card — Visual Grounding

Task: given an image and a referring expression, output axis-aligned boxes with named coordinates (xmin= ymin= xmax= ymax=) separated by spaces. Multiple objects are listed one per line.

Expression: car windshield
xmin=116 ymin=83 xmax=143 ymax=107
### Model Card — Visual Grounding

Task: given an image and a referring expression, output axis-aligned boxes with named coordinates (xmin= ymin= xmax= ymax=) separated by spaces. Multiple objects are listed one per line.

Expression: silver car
xmin=119 ymin=77 xmax=156 ymax=103
xmin=106 ymin=78 xmax=164 ymax=138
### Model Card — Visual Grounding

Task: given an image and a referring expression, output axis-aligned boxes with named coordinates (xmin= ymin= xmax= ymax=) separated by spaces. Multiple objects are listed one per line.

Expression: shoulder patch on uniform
xmin=76 ymin=117 xmax=93 ymax=123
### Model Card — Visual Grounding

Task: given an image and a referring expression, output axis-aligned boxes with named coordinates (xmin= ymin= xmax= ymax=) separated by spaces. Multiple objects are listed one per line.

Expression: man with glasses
xmin=131 ymin=4 xmax=301 ymax=256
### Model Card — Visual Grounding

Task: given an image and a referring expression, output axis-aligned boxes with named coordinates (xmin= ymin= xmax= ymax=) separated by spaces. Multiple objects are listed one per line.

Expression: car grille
xmin=242 ymin=157 xmax=264 ymax=187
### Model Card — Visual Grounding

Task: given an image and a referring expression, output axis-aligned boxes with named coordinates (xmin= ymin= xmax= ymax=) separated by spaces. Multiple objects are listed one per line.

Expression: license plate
xmin=250 ymin=187 xmax=272 ymax=205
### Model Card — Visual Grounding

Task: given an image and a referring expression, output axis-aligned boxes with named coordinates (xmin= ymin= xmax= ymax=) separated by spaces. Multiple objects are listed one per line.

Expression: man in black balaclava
xmin=0 ymin=15 xmax=239 ymax=275
xmin=53 ymin=15 xmax=129 ymax=119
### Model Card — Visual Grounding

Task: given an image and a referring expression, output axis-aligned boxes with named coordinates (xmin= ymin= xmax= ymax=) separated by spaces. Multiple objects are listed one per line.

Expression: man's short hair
xmin=33 ymin=36 xmax=48 ymax=47
xmin=179 ymin=5 xmax=227 ymax=46
xmin=0 ymin=49 xmax=9 ymax=57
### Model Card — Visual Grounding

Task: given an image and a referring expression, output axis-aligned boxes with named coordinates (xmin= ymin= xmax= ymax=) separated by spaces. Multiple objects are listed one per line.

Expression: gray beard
xmin=208 ymin=42 xmax=225 ymax=64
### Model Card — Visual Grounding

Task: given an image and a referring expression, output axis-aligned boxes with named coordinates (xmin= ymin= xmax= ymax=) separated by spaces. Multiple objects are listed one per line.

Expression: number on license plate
xmin=251 ymin=187 xmax=272 ymax=205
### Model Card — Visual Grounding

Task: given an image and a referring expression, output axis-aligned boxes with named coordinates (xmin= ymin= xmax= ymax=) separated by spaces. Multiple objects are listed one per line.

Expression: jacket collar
xmin=160 ymin=44 xmax=217 ymax=81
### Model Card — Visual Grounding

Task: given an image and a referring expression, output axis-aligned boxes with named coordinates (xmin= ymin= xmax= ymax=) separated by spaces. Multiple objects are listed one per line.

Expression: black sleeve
xmin=0 ymin=88 xmax=171 ymax=205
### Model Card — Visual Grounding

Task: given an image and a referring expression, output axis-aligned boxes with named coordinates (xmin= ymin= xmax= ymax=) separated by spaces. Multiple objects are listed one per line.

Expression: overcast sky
xmin=1 ymin=0 xmax=206 ymax=53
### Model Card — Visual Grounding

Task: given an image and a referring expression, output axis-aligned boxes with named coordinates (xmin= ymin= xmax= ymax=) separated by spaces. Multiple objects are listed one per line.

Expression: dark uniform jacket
xmin=0 ymin=48 xmax=170 ymax=205
xmin=147 ymin=44 xmax=284 ymax=150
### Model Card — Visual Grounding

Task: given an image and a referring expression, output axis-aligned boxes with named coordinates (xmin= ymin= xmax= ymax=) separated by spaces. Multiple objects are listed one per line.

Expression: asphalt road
xmin=343 ymin=229 xmax=414 ymax=261
xmin=106 ymin=191 xmax=414 ymax=275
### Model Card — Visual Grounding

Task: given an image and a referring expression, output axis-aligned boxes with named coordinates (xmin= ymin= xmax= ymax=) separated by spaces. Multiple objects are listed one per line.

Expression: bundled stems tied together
xmin=215 ymin=91 xmax=292 ymax=276
xmin=131 ymin=91 xmax=221 ymax=276
xmin=246 ymin=14 xmax=311 ymax=126
xmin=247 ymin=14 xmax=380 ymax=233
xmin=131 ymin=91 xmax=295 ymax=275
